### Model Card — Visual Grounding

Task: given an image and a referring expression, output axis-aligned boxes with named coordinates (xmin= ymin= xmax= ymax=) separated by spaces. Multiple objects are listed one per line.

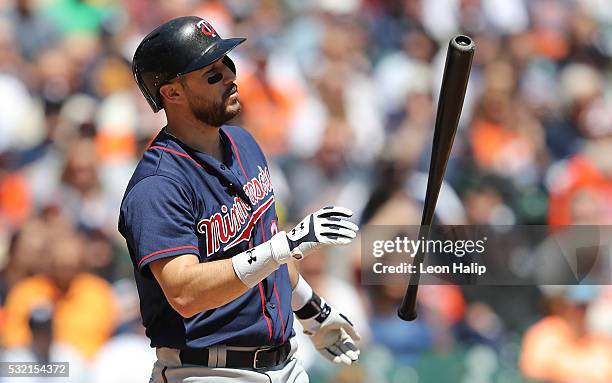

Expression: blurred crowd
xmin=1 ymin=0 xmax=612 ymax=382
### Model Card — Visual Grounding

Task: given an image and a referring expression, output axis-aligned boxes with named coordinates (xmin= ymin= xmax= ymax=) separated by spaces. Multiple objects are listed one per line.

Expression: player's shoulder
xmin=126 ymin=131 xmax=195 ymax=188
xmin=123 ymin=157 xmax=184 ymax=196
xmin=121 ymin=174 xmax=193 ymax=218
xmin=122 ymin=147 xmax=194 ymax=207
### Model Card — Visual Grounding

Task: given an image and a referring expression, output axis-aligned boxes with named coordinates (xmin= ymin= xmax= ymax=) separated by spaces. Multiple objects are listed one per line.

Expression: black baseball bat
xmin=397 ymin=35 xmax=476 ymax=321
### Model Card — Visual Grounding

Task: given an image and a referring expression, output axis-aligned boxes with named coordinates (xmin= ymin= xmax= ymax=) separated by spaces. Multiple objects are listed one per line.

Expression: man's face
xmin=176 ymin=57 xmax=241 ymax=127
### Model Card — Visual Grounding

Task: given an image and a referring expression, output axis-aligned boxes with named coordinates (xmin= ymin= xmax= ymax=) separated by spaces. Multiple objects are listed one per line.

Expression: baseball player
xmin=119 ymin=16 xmax=360 ymax=382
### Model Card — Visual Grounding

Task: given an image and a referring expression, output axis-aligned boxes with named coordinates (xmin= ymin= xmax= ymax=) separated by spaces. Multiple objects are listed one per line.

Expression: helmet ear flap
xmin=133 ymin=65 xmax=163 ymax=112
xmin=222 ymin=56 xmax=236 ymax=74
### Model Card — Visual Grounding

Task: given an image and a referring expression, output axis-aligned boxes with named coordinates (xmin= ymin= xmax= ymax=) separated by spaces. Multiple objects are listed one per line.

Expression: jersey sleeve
xmin=119 ymin=175 xmax=200 ymax=274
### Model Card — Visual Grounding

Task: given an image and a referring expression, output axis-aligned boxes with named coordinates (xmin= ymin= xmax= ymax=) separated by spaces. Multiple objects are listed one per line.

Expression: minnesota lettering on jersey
xmin=197 ymin=166 xmax=274 ymax=256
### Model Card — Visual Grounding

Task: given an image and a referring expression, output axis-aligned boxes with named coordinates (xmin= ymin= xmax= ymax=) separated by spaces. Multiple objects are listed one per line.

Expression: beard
xmin=186 ymin=85 xmax=241 ymax=127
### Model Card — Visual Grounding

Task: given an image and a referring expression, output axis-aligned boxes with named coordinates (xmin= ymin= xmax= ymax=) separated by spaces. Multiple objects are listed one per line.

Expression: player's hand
xmin=299 ymin=299 xmax=361 ymax=365
xmin=285 ymin=206 xmax=358 ymax=260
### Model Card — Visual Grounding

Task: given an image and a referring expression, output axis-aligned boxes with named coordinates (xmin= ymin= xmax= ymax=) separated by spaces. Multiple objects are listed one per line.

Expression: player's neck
xmin=166 ymin=117 xmax=223 ymax=162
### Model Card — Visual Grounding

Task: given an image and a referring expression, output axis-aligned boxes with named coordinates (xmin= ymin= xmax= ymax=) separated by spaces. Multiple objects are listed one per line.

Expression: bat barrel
xmin=452 ymin=35 xmax=476 ymax=51
xmin=421 ymin=35 xmax=475 ymax=226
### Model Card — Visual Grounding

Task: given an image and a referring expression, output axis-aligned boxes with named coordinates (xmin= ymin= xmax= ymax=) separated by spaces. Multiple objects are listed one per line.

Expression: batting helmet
xmin=132 ymin=16 xmax=246 ymax=112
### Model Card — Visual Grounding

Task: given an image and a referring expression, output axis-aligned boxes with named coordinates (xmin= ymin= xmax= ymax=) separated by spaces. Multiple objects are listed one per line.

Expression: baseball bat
xmin=397 ymin=35 xmax=476 ymax=321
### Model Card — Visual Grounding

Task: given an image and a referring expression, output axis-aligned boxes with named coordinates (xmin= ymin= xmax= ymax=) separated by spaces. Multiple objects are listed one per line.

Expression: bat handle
xmin=397 ymin=253 xmax=423 ymax=321
xmin=397 ymin=225 xmax=428 ymax=321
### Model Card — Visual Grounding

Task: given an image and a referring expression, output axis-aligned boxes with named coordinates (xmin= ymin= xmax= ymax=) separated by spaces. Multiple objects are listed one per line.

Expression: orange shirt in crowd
xmin=548 ymin=155 xmax=612 ymax=225
xmin=2 ymin=274 xmax=118 ymax=360
xmin=0 ymin=172 xmax=32 ymax=230
xmin=520 ymin=316 xmax=612 ymax=383
xmin=470 ymin=119 xmax=534 ymax=172
xmin=418 ymin=285 xmax=466 ymax=324
xmin=237 ymin=70 xmax=304 ymax=156
xmin=0 ymin=306 xmax=5 ymax=335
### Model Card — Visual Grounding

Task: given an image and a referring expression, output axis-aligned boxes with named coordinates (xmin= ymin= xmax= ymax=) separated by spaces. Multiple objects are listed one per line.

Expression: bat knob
xmin=397 ymin=307 xmax=418 ymax=321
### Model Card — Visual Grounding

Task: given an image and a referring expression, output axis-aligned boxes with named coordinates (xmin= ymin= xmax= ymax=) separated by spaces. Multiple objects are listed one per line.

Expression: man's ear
xmin=159 ymin=82 xmax=183 ymax=106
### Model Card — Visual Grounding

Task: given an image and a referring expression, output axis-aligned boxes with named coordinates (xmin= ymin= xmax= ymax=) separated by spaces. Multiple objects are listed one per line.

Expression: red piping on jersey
xmin=226 ymin=130 xmax=275 ymax=342
xmin=256 ymin=211 xmax=273 ymax=341
xmin=148 ymin=146 xmax=213 ymax=172
xmin=258 ymin=282 xmax=273 ymax=340
xmin=273 ymin=279 xmax=286 ymax=343
xmin=224 ymin=131 xmax=249 ymax=179
xmin=161 ymin=367 xmax=168 ymax=383
xmin=260 ymin=220 xmax=267 ymax=242
xmin=138 ymin=245 xmax=199 ymax=268
xmin=260 ymin=219 xmax=286 ymax=344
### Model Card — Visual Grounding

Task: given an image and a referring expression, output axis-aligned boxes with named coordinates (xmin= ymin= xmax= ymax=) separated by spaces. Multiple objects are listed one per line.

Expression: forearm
xmin=291 ymin=271 xmax=316 ymax=313
xmin=154 ymin=232 xmax=290 ymax=317
xmin=154 ymin=205 xmax=358 ymax=318
xmin=290 ymin=274 xmax=361 ymax=365
xmin=173 ymin=258 xmax=250 ymax=316
xmin=289 ymin=264 xmax=316 ymax=313
xmin=184 ymin=243 xmax=301 ymax=314
xmin=288 ymin=261 xmax=300 ymax=289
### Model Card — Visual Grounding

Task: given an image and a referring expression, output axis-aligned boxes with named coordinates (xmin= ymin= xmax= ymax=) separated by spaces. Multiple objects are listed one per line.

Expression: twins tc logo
xmin=196 ymin=19 xmax=217 ymax=37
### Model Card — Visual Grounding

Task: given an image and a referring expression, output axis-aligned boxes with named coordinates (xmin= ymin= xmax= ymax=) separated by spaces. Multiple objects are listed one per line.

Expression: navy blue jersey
xmin=118 ymin=126 xmax=294 ymax=349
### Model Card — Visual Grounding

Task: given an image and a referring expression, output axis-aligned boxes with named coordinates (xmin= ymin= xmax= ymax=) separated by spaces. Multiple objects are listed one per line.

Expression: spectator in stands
xmin=2 ymin=222 xmax=118 ymax=360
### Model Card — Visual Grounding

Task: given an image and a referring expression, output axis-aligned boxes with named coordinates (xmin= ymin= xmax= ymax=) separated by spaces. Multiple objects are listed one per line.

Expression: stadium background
xmin=0 ymin=0 xmax=611 ymax=382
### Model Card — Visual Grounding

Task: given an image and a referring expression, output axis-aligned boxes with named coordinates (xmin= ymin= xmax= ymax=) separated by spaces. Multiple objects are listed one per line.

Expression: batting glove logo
xmin=286 ymin=206 xmax=359 ymax=260
xmin=246 ymin=249 xmax=256 ymax=264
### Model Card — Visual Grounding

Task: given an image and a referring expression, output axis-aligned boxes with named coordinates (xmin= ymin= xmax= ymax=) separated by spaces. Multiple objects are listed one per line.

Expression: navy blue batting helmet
xmin=132 ymin=16 xmax=246 ymax=112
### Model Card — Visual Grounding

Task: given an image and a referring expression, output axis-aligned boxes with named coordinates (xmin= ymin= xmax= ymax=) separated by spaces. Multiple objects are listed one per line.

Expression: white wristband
xmin=291 ymin=275 xmax=314 ymax=311
xmin=231 ymin=231 xmax=291 ymax=288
